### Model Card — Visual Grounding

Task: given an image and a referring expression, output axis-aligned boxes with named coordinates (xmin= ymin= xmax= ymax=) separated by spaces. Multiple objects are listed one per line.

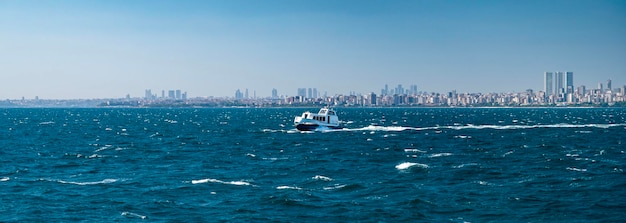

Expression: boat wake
xmin=312 ymin=123 xmax=626 ymax=132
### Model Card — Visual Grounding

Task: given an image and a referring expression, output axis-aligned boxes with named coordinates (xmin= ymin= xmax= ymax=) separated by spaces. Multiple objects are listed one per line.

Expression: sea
xmin=1 ymin=107 xmax=625 ymax=222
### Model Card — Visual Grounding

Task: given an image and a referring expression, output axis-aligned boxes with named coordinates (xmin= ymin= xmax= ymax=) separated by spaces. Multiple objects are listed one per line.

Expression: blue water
xmin=1 ymin=108 xmax=625 ymax=222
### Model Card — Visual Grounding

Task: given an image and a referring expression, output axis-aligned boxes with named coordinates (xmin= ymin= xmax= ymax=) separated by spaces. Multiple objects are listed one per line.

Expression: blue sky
xmin=1 ymin=0 xmax=625 ymax=99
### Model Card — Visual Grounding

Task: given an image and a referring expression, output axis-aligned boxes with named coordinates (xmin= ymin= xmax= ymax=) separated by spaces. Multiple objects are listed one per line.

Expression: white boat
xmin=294 ymin=107 xmax=341 ymax=131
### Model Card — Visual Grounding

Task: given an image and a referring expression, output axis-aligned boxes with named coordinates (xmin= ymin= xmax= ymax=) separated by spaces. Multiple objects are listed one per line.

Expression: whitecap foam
xmin=39 ymin=121 xmax=55 ymax=125
xmin=454 ymin=163 xmax=479 ymax=168
xmin=121 ymin=211 xmax=147 ymax=219
xmin=312 ymin=175 xmax=333 ymax=181
xmin=404 ymin=148 xmax=426 ymax=153
xmin=429 ymin=153 xmax=453 ymax=158
xmin=323 ymin=184 xmax=347 ymax=190
xmin=566 ymin=167 xmax=587 ymax=172
xmin=93 ymin=145 xmax=113 ymax=153
xmin=191 ymin=178 xmax=251 ymax=186
xmin=0 ymin=177 xmax=9 ymax=182
xmin=477 ymin=181 xmax=491 ymax=186
xmin=57 ymin=178 xmax=118 ymax=186
xmin=502 ymin=150 xmax=515 ymax=157
xmin=276 ymin=186 xmax=302 ymax=190
xmin=395 ymin=162 xmax=429 ymax=170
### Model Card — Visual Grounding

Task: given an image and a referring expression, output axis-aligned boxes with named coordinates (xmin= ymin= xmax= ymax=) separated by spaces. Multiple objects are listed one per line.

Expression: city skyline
xmin=1 ymin=0 xmax=625 ymax=99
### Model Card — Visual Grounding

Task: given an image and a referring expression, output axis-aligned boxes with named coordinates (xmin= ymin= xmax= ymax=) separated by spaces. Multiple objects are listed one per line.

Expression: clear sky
xmin=1 ymin=0 xmax=625 ymax=99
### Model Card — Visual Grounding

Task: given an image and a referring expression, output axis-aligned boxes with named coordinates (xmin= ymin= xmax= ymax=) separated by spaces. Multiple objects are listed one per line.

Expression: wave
xmin=276 ymin=185 xmax=302 ymax=190
xmin=52 ymin=178 xmax=118 ymax=186
xmin=121 ymin=211 xmax=147 ymax=219
xmin=323 ymin=184 xmax=347 ymax=190
xmin=191 ymin=178 xmax=252 ymax=186
xmin=429 ymin=153 xmax=453 ymax=158
xmin=0 ymin=177 xmax=9 ymax=182
xmin=404 ymin=148 xmax=426 ymax=153
xmin=566 ymin=167 xmax=588 ymax=172
xmin=312 ymin=175 xmax=333 ymax=181
xmin=395 ymin=162 xmax=429 ymax=170
xmin=453 ymin=163 xmax=480 ymax=168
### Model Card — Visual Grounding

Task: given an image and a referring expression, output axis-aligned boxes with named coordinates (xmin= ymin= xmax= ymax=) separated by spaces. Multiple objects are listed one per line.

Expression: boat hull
xmin=295 ymin=124 xmax=319 ymax=131
xmin=295 ymin=123 xmax=341 ymax=131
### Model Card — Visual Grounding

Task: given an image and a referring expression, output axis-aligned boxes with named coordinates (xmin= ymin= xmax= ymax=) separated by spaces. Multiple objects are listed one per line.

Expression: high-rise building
xmin=578 ymin=85 xmax=586 ymax=96
xmin=272 ymin=88 xmax=278 ymax=99
xmin=176 ymin=90 xmax=182 ymax=99
xmin=297 ymin=88 xmax=307 ymax=98
xmin=168 ymin=90 xmax=175 ymax=99
xmin=235 ymin=89 xmax=243 ymax=99
xmin=395 ymin=84 xmax=403 ymax=95
xmin=245 ymin=89 xmax=249 ymax=99
xmin=544 ymin=72 xmax=554 ymax=96
xmin=607 ymin=79 xmax=612 ymax=92
xmin=145 ymin=89 xmax=152 ymax=100
xmin=308 ymin=88 xmax=313 ymax=98
xmin=410 ymin=85 xmax=418 ymax=95
xmin=555 ymin=71 xmax=564 ymax=94
xmin=565 ymin=72 xmax=574 ymax=94
xmin=369 ymin=92 xmax=377 ymax=105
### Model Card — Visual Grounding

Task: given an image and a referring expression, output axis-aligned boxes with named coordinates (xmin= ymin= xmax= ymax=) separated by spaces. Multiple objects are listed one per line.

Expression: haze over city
xmin=1 ymin=0 xmax=625 ymax=99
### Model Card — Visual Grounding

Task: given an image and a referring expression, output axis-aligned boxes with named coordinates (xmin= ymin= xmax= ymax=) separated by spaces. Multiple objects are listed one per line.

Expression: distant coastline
xmin=2 ymin=98 xmax=625 ymax=108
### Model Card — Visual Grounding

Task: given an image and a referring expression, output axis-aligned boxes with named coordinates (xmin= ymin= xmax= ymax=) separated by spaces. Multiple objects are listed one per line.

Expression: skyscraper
xmin=544 ymin=72 xmax=554 ymax=96
xmin=235 ymin=89 xmax=243 ymax=99
xmin=272 ymin=88 xmax=278 ymax=99
xmin=565 ymin=72 xmax=574 ymax=94
xmin=607 ymin=79 xmax=612 ymax=92
xmin=395 ymin=84 xmax=403 ymax=95
xmin=555 ymin=71 xmax=564 ymax=94
xmin=410 ymin=85 xmax=418 ymax=95
xmin=297 ymin=88 xmax=307 ymax=98
xmin=369 ymin=92 xmax=377 ymax=105
xmin=145 ymin=89 xmax=152 ymax=100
